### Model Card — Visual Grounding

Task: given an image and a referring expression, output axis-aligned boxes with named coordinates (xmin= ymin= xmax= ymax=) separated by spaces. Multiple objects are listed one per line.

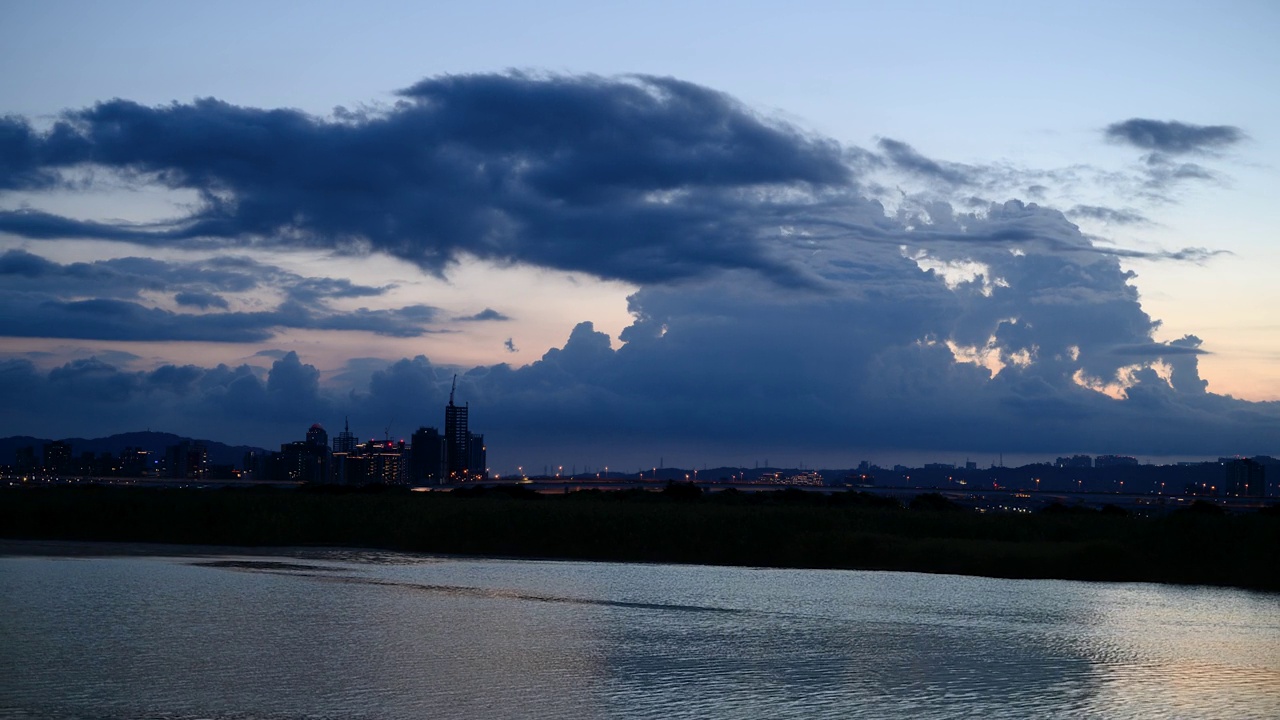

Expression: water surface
xmin=1 ymin=543 xmax=1277 ymax=719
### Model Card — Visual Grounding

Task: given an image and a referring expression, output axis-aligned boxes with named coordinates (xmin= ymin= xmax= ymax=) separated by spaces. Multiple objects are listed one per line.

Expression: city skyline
xmin=2 ymin=420 xmax=1273 ymax=483
xmin=1 ymin=1 xmax=1278 ymax=471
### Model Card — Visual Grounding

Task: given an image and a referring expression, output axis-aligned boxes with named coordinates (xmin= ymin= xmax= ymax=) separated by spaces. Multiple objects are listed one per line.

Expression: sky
xmin=1 ymin=0 xmax=1278 ymax=472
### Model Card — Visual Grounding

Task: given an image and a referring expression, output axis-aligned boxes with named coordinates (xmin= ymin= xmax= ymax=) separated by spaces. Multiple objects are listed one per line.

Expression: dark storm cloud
xmin=307 ymin=304 xmax=442 ymax=336
xmin=1098 ymin=119 xmax=1244 ymax=195
xmin=0 ymin=77 xmax=1231 ymax=287
xmin=816 ymin=199 xmax=1214 ymax=264
xmin=286 ymin=277 xmax=391 ymax=303
xmin=0 ymin=116 xmax=63 ymax=190
xmin=174 ymin=291 xmax=229 ymax=310
xmin=0 ymin=249 xmax=253 ymax=299
xmin=0 ymin=297 xmax=437 ymax=342
xmin=1105 ymin=119 xmax=1244 ymax=154
xmin=0 ymin=208 xmax=170 ymax=242
xmin=6 ymin=280 xmax=1277 ymax=460
xmin=0 ymin=74 xmax=850 ymax=284
xmin=0 ymin=250 xmax=433 ymax=341
xmin=0 ymin=247 xmax=58 ymax=275
xmin=2 ymin=76 xmax=1270 ymax=461
xmin=456 ymin=308 xmax=510 ymax=322
xmin=877 ymin=138 xmax=973 ymax=185
xmin=300 ymin=202 xmax=1273 ymax=464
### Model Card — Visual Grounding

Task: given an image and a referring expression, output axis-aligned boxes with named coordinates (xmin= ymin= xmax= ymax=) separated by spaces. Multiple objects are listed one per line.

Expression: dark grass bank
xmin=2 ymin=485 xmax=1276 ymax=591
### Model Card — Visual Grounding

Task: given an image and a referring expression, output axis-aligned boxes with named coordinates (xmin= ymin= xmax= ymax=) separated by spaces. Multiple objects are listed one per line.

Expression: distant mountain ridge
xmin=0 ymin=431 xmax=268 ymax=467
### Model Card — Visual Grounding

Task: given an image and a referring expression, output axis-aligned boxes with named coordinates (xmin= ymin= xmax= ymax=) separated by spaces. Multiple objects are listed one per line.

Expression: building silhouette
xmin=1094 ymin=455 xmax=1138 ymax=468
xmin=468 ymin=431 xmax=486 ymax=478
xmin=166 ymin=441 xmax=208 ymax=479
xmin=445 ymin=378 xmax=471 ymax=480
xmin=15 ymin=446 xmax=37 ymax=474
xmin=1224 ymin=458 xmax=1265 ymax=497
xmin=1055 ymin=455 xmax=1093 ymax=468
xmin=42 ymin=441 xmax=71 ymax=475
xmin=343 ymin=439 xmax=407 ymax=484
xmin=281 ymin=424 xmax=331 ymax=483
xmin=306 ymin=423 xmax=328 ymax=448
xmin=330 ymin=418 xmax=357 ymax=484
xmin=411 ymin=426 xmax=446 ymax=484
xmin=333 ymin=417 xmax=356 ymax=454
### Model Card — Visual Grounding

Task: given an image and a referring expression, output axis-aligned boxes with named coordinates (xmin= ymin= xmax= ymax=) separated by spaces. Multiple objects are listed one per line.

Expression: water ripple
xmin=2 ymin=553 xmax=1277 ymax=720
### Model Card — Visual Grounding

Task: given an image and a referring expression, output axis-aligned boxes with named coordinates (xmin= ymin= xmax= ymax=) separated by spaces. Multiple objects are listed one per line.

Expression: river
xmin=1 ymin=542 xmax=1277 ymax=719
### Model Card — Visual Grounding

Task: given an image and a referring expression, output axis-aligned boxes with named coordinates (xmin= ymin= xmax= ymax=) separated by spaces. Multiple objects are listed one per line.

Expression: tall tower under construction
xmin=444 ymin=376 xmax=470 ymax=479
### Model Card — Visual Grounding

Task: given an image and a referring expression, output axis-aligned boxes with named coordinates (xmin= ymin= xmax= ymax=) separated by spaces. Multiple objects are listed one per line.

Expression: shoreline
xmin=4 ymin=537 xmax=1278 ymax=598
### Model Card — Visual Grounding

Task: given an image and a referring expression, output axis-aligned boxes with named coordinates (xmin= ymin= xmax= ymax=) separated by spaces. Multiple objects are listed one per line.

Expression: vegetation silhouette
xmin=661 ymin=481 xmax=703 ymax=501
xmin=1176 ymin=499 xmax=1226 ymax=516
xmin=908 ymin=493 xmax=961 ymax=512
xmin=1 ymin=485 xmax=1276 ymax=591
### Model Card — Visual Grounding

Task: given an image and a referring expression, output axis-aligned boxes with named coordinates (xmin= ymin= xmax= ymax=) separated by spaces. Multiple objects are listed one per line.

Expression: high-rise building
xmin=343 ymin=440 xmax=407 ymax=484
xmin=166 ymin=441 xmax=207 ymax=480
xmin=121 ymin=447 xmax=156 ymax=477
xmin=1224 ymin=459 xmax=1265 ymax=497
xmin=15 ymin=446 xmax=37 ymax=474
xmin=282 ymin=424 xmax=331 ymax=483
xmin=241 ymin=449 xmax=277 ymax=481
xmin=333 ymin=417 xmax=356 ymax=454
xmin=1055 ymin=455 xmax=1093 ymax=468
xmin=468 ymin=432 xmax=486 ymax=479
xmin=445 ymin=378 xmax=470 ymax=480
xmin=330 ymin=418 xmax=357 ymax=484
xmin=410 ymin=426 xmax=446 ymax=484
xmin=43 ymin=440 xmax=71 ymax=475
xmin=1094 ymin=455 xmax=1138 ymax=468
xmin=306 ymin=423 xmax=328 ymax=448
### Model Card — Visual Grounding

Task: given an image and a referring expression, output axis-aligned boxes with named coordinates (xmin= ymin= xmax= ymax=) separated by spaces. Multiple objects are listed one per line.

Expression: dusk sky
xmin=1 ymin=0 xmax=1278 ymax=471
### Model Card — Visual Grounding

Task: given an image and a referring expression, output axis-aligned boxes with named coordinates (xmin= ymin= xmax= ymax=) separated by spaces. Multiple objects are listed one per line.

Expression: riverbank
xmin=2 ymin=485 xmax=1276 ymax=591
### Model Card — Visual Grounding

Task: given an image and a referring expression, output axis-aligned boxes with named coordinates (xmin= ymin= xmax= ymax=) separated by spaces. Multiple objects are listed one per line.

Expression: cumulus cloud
xmin=11 ymin=198 xmax=1272 ymax=463
xmin=0 ymin=352 xmax=332 ymax=442
xmin=4 ymin=289 xmax=1275 ymax=464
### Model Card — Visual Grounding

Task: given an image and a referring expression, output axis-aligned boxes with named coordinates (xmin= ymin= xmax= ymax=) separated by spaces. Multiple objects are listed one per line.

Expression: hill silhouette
xmin=0 ymin=431 xmax=267 ymax=467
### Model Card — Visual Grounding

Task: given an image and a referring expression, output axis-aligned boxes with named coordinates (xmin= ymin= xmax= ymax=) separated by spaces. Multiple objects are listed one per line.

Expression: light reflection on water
xmin=1 ymin=545 xmax=1277 ymax=719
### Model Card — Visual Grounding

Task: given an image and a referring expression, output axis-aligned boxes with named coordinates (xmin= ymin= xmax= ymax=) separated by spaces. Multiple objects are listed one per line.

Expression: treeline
xmin=2 ymin=484 xmax=1277 ymax=591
